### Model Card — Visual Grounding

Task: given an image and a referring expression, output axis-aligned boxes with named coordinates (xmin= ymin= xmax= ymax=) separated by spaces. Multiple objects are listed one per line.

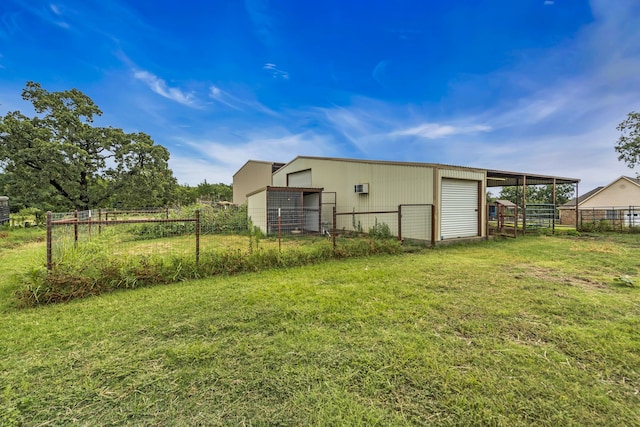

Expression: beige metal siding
xmin=233 ymin=161 xmax=274 ymax=205
xmin=274 ymin=158 xmax=435 ymax=208
xmin=288 ymin=169 xmax=312 ymax=187
xmin=247 ymin=189 xmax=267 ymax=233
xmin=273 ymin=157 xmax=487 ymax=240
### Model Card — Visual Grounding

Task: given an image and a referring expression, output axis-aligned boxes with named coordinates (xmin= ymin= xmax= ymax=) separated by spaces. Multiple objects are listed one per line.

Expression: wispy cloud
xmin=133 ymin=70 xmax=196 ymax=106
xmin=393 ymin=123 xmax=491 ymax=139
xmin=263 ymin=63 xmax=289 ymax=80
xmin=0 ymin=11 xmax=22 ymax=41
xmin=208 ymin=84 xmax=280 ymax=116
xmin=170 ymin=128 xmax=336 ymax=184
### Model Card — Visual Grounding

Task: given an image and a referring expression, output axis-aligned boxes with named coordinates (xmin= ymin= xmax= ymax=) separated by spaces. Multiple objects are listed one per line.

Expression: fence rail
xmin=331 ymin=204 xmax=434 ymax=249
xmin=45 ymin=204 xmax=435 ymax=274
xmin=46 ymin=210 xmax=200 ymax=271
xmin=579 ymin=206 xmax=640 ymax=231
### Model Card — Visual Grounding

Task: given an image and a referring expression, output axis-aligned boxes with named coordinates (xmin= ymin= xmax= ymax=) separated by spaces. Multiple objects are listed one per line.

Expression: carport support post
xmin=46 ymin=211 xmax=52 ymax=271
xmin=522 ymin=175 xmax=527 ymax=235
xmin=552 ymin=178 xmax=556 ymax=234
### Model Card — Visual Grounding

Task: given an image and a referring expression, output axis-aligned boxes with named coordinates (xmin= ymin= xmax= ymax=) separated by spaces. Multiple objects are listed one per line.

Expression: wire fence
xmin=331 ymin=204 xmax=434 ymax=247
xmin=46 ymin=206 xmax=253 ymax=271
xmin=578 ymin=206 xmax=640 ymax=231
xmin=46 ymin=203 xmax=435 ymax=273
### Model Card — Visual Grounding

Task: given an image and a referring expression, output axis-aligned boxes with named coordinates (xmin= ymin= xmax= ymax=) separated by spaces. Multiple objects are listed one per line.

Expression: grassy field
xmin=1 ymin=230 xmax=639 ymax=425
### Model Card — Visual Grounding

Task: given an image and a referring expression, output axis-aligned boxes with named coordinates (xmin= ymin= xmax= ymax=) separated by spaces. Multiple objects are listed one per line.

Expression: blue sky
xmin=1 ymin=0 xmax=639 ymax=193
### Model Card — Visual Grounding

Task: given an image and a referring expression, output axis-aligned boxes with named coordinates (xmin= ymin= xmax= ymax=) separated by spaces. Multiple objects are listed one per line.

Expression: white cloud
xmin=169 ymin=156 xmax=231 ymax=185
xmin=208 ymin=84 xmax=280 ymax=116
xmin=168 ymin=128 xmax=336 ymax=185
xmin=208 ymin=85 xmax=243 ymax=110
xmin=263 ymin=63 xmax=289 ymax=80
xmin=133 ymin=70 xmax=196 ymax=106
xmin=544 ymin=1 xmax=554 ymax=5
xmin=393 ymin=123 xmax=491 ymax=139
xmin=50 ymin=4 xmax=61 ymax=15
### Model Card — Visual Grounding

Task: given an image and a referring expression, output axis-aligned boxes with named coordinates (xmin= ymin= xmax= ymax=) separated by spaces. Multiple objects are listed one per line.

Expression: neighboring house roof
xmin=560 ymin=175 xmax=640 ymax=209
xmin=560 ymin=186 xmax=604 ymax=208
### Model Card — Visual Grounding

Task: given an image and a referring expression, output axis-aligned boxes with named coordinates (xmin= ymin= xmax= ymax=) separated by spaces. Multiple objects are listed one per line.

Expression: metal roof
xmin=486 ymin=169 xmax=580 ymax=187
xmin=268 ymin=156 xmax=581 ymax=187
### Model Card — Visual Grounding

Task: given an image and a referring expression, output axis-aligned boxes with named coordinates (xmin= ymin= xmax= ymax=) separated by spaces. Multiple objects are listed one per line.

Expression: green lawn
xmin=1 ymin=231 xmax=639 ymax=425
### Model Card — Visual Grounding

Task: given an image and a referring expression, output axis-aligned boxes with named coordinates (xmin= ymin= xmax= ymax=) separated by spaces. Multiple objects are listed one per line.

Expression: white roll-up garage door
xmin=287 ymin=169 xmax=312 ymax=187
xmin=441 ymin=179 xmax=479 ymax=240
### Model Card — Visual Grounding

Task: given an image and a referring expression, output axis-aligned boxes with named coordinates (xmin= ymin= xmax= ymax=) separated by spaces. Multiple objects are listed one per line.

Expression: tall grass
xmin=16 ymin=234 xmax=403 ymax=306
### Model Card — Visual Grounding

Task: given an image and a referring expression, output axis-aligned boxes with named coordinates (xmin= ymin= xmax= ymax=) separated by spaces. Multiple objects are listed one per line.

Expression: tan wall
xmin=247 ymin=189 xmax=267 ymax=232
xmin=273 ymin=157 xmax=486 ymax=241
xmin=233 ymin=161 xmax=274 ymax=205
xmin=582 ymin=177 xmax=640 ymax=208
xmin=274 ymin=158 xmax=435 ymax=214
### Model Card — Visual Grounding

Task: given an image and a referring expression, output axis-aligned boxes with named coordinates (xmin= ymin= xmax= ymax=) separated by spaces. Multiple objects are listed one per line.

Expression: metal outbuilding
xmin=238 ymin=156 xmax=580 ymax=242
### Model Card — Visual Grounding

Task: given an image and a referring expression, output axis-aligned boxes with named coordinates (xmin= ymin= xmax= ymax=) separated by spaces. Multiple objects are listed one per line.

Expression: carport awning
xmin=486 ymin=170 xmax=580 ymax=187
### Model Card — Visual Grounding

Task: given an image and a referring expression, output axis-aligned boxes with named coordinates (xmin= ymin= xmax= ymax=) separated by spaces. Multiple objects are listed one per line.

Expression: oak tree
xmin=0 ymin=82 xmax=176 ymax=210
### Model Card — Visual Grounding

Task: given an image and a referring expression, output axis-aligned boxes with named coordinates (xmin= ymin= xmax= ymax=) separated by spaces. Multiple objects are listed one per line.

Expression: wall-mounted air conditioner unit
xmin=354 ymin=183 xmax=369 ymax=194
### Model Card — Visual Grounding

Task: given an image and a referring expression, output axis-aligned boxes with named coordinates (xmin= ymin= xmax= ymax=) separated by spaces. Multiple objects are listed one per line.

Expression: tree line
xmin=0 ymin=82 xmax=231 ymax=213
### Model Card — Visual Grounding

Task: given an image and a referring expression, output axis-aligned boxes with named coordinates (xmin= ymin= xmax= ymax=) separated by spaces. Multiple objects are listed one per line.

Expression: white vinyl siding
xmin=441 ymin=179 xmax=479 ymax=239
xmin=287 ymin=169 xmax=312 ymax=187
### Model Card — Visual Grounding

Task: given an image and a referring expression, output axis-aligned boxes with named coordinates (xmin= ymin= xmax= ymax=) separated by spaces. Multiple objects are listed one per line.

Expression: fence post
xmin=332 ymin=206 xmax=337 ymax=252
xmin=98 ymin=208 xmax=102 ymax=235
xmin=46 ymin=211 xmax=52 ymax=271
xmin=74 ymin=209 xmax=78 ymax=248
xmin=398 ymin=205 xmax=402 ymax=242
xmin=431 ymin=205 xmax=436 ymax=246
xmin=278 ymin=208 xmax=282 ymax=252
xmin=195 ymin=209 xmax=200 ymax=266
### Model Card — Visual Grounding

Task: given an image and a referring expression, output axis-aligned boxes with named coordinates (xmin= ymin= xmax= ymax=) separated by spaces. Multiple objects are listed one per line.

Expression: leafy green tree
xmin=615 ymin=111 xmax=640 ymax=169
xmin=0 ymin=82 xmax=177 ymax=210
xmin=173 ymin=184 xmax=199 ymax=206
xmin=498 ymin=184 xmax=574 ymax=206
xmin=196 ymin=180 xmax=232 ymax=202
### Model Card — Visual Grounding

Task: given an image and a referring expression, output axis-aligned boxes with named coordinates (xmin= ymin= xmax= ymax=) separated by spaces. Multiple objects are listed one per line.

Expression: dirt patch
xmin=512 ymin=264 xmax=608 ymax=290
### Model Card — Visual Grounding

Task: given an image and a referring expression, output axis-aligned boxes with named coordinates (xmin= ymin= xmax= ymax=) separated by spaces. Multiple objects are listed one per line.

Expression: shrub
xmin=368 ymin=219 xmax=393 ymax=239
